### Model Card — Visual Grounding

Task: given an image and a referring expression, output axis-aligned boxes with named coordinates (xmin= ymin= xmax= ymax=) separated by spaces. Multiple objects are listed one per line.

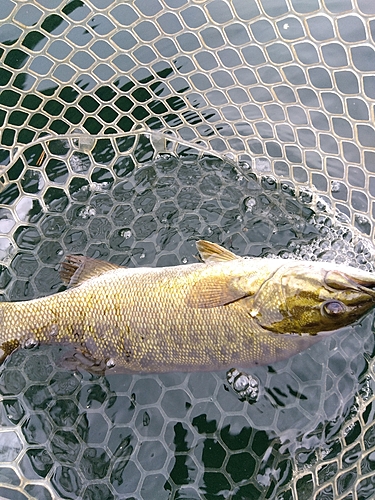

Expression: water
xmin=0 ymin=135 xmax=375 ymax=499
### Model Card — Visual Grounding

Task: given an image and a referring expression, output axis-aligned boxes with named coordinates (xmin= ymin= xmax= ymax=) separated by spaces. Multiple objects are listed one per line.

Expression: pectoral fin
xmin=186 ymin=276 xmax=250 ymax=308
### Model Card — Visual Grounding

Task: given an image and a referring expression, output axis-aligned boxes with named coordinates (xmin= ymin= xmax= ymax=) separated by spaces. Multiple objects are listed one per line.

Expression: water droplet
xmin=106 ymin=358 xmax=116 ymax=369
xmin=24 ymin=338 xmax=38 ymax=349
xmin=49 ymin=324 xmax=59 ymax=337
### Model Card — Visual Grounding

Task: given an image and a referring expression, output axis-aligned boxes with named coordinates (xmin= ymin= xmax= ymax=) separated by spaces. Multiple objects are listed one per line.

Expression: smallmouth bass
xmin=1 ymin=240 xmax=375 ymax=373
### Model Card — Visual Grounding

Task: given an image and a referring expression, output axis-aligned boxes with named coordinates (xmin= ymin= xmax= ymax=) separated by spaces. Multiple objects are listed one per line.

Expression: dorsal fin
xmin=196 ymin=240 xmax=239 ymax=263
xmin=60 ymin=255 xmax=121 ymax=288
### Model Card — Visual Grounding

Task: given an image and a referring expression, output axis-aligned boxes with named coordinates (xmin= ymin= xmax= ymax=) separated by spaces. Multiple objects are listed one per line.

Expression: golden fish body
xmin=1 ymin=240 xmax=375 ymax=373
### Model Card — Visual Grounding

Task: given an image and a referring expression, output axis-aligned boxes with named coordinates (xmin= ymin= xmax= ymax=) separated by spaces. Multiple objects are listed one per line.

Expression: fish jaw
xmin=248 ymin=261 xmax=375 ymax=335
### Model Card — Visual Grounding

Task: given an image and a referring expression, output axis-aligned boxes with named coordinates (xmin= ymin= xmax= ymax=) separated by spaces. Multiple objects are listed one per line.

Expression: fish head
xmin=250 ymin=262 xmax=375 ymax=335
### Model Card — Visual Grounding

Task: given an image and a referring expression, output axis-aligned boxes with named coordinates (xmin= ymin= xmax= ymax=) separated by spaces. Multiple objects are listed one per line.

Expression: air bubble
xmin=331 ymin=239 xmax=344 ymax=251
xmin=239 ymin=161 xmax=251 ymax=170
xmin=287 ymin=241 xmax=298 ymax=250
xmin=262 ymin=176 xmax=277 ymax=189
xmin=298 ymin=189 xmax=313 ymax=204
xmin=226 ymin=368 xmax=259 ymax=402
xmin=354 ymin=241 xmax=364 ymax=253
xmin=343 ymin=422 xmax=355 ymax=437
xmin=316 ymin=198 xmax=329 ymax=211
xmin=356 ymin=254 xmax=368 ymax=265
xmin=157 ymin=153 xmax=171 ymax=160
xmin=335 ymin=254 xmax=347 ymax=264
xmin=233 ymin=375 xmax=250 ymax=392
xmin=281 ymin=183 xmax=295 ymax=196
xmin=78 ymin=206 xmax=96 ymax=219
xmin=319 ymin=250 xmax=336 ymax=261
xmin=91 ymin=182 xmax=110 ymax=192
xmin=356 ymin=215 xmax=369 ymax=226
xmin=244 ymin=197 xmax=256 ymax=212
xmin=336 ymin=212 xmax=350 ymax=224
xmin=319 ymin=240 xmax=330 ymax=249
xmin=120 ymin=229 xmax=132 ymax=239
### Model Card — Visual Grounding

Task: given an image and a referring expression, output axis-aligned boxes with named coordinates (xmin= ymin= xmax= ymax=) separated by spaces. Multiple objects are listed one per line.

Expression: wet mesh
xmin=0 ymin=1 xmax=375 ymax=499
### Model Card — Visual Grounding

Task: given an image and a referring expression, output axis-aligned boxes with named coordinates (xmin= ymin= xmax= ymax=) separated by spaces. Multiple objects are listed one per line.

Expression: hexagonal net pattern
xmin=0 ymin=0 xmax=375 ymax=236
xmin=0 ymin=1 xmax=375 ymax=500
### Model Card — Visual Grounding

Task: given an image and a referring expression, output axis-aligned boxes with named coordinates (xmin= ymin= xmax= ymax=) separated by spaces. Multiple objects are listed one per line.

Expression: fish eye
xmin=322 ymin=300 xmax=346 ymax=316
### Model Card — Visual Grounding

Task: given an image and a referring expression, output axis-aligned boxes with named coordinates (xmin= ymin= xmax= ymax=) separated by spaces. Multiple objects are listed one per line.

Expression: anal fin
xmin=57 ymin=345 xmax=109 ymax=375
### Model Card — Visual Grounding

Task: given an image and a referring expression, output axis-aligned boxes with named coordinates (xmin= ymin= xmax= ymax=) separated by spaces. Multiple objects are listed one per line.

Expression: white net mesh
xmin=1 ymin=1 xmax=375 ymax=499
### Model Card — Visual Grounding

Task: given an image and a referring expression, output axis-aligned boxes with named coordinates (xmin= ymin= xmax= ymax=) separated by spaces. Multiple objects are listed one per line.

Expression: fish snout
xmin=325 ymin=270 xmax=375 ymax=301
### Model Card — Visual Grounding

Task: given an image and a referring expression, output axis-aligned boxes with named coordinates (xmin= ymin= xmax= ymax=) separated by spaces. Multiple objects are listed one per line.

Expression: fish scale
xmin=0 ymin=240 xmax=375 ymax=373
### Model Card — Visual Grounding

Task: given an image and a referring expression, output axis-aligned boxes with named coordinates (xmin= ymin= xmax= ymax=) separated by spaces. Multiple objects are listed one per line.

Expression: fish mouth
xmin=325 ymin=270 xmax=375 ymax=300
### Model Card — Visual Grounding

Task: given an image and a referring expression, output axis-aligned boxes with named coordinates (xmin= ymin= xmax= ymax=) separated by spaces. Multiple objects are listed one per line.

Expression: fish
xmin=1 ymin=239 xmax=375 ymax=373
